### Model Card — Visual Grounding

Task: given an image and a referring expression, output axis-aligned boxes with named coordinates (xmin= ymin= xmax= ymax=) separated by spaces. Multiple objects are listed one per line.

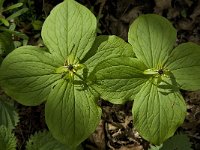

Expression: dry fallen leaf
xmin=178 ymin=18 xmax=194 ymax=30
xmin=88 ymin=120 xmax=106 ymax=150
xmin=154 ymin=0 xmax=172 ymax=9
xmin=154 ymin=0 xmax=172 ymax=14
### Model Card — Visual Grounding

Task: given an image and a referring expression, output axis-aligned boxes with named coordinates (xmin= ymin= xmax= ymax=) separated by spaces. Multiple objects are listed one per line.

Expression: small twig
xmin=98 ymin=0 xmax=107 ymax=17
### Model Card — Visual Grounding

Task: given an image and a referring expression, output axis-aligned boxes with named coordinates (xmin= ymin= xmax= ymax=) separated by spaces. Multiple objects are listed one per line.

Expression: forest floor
xmin=2 ymin=0 xmax=200 ymax=150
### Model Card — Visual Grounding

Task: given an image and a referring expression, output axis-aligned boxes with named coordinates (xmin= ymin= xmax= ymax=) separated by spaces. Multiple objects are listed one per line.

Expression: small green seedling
xmin=90 ymin=14 xmax=200 ymax=145
xmin=0 ymin=0 xmax=133 ymax=148
xmin=0 ymin=0 xmax=28 ymax=26
xmin=0 ymin=0 xmax=29 ymax=59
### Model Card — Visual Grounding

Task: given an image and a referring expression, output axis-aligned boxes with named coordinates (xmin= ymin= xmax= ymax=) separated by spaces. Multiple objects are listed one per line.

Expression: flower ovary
xmin=158 ymin=69 xmax=164 ymax=75
xmin=67 ymin=64 xmax=74 ymax=71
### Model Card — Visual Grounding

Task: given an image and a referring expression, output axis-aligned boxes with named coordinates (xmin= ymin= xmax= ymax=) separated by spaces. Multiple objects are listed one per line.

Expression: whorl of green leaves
xmin=90 ymin=14 xmax=200 ymax=145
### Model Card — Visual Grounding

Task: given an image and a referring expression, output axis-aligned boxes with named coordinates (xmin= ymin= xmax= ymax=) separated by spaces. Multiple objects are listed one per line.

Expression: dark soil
xmin=1 ymin=0 xmax=200 ymax=150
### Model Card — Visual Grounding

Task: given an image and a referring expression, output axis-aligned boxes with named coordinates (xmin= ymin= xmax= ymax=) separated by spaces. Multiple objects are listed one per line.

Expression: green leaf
xmin=3 ymin=3 xmax=23 ymax=12
xmin=128 ymin=14 xmax=176 ymax=68
xmin=165 ymin=42 xmax=200 ymax=91
xmin=6 ymin=7 xmax=28 ymax=20
xmin=32 ymin=20 xmax=43 ymax=30
xmin=0 ymin=98 xmax=19 ymax=130
xmin=132 ymin=80 xmax=186 ymax=145
xmin=41 ymin=0 xmax=97 ymax=63
xmin=0 ymin=125 xmax=16 ymax=150
xmin=90 ymin=57 xmax=148 ymax=104
xmin=161 ymin=133 xmax=192 ymax=150
xmin=0 ymin=46 xmax=61 ymax=106
xmin=83 ymin=35 xmax=135 ymax=73
xmin=0 ymin=32 xmax=15 ymax=56
xmin=0 ymin=0 xmax=5 ymax=9
xmin=26 ymin=130 xmax=69 ymax=150
xmin=45 ymin=80 xmax=101 ymax=148
xmin=0 ymin=17 xmax=9 ymax=26
xmin=149 ymin=145 xmax=163 ymax=150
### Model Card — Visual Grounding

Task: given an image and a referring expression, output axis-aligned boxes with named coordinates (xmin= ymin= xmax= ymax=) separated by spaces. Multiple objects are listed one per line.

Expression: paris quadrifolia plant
xmin=0 ymin=0 xmax=133 ymax=149
xmin=90 ymin=13 xmax=200 ymax=145
xmin=0 ymin=0 xmax=200 ymax=149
